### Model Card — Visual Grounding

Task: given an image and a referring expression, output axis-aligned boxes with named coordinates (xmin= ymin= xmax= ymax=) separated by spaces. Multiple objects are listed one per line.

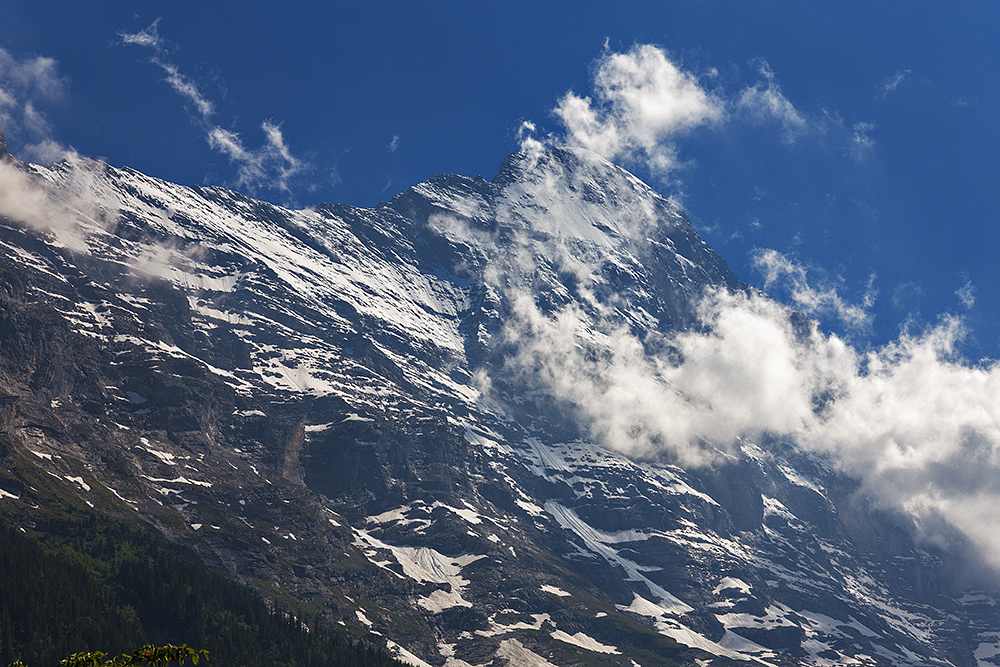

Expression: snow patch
xmin=975 ymin=633 xmax=1000 ymax=667
xmin=418 ymin=589 xmax=472 ymax=612
xmin=550 ymin=630 xmax=619 ymax=654
xmin=713 ymin=577 xmax=752 ymax=595
xmin=64 ymin=476 xmax=91 ymax=491
xmin=126 ymin=391 xmax=148 ymax=404
xmin=546 ymin=502 xmax=691 ymax=613
xmin=385 ymin=641 xmax=432 ymax=667
xmin=141 ymin=475 xmax=212 ymax=487
xmin=354 ymin=529 xmax=484 ymax=611
xmin=494 ymin=639 xmax=558 ymax=667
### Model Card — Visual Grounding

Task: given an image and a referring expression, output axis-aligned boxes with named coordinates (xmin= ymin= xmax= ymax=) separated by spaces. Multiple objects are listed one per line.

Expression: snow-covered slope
xmin=0 ymin=140 xmax=995 ymax=666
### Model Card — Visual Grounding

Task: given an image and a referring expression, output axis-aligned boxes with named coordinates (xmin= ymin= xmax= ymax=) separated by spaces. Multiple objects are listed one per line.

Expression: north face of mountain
xmin=0 ymin=142 xmax=996 ymax=667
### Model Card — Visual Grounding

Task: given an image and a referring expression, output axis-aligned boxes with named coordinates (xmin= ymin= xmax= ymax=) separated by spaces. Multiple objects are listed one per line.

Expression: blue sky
xmin=2 ymin=2 xmax=999 ymax=355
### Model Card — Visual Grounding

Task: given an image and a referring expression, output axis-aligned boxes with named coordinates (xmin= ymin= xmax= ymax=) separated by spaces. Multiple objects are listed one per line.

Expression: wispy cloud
xmin=877 ymin=68 xmax=912 ymax=100
xmin=0 ymin=47 xmax=74 ymax=162
xmin=207 ymin=121 xmax=304 ymax=192
xmin=753 ymin=248 xmax=875 ymax=331
xmin=957 ymin=279 xmax=976 ymax=309
xmin=553 ymin=44 xmax=724 ymax=176
xmin=120 ymin=20 xmax=306 ymax=194
xmin=736 ymin=58 xmax=808 ymax=142
xmin=847 ymin=120 xmax=876 ymax=161
xmin=118 ymin=19 xmax=214 ymax=119
xmin=0 ymin=154 xmax=117 ymax=251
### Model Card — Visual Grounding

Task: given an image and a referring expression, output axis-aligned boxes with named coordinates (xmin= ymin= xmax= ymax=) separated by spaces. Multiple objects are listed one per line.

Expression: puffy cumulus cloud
xmin=120 ymin=21 xmax=306 ymax=194
xmin=502 ymin=287 xmax=852 ymax=467
xmin=546 ymin=46 xmax=873 ymax=180
xmin=553 ymin=44 xmax=723 ymax=176
xmin=752 ymin=248 xmax=875 ymax=331
xmin=736 ymin=58 xmax=808 ymax=143
xmin=0 ymin=47 xmax=74 ymax=162
xmin=802 ymin=317 xmax=1000 ymax=569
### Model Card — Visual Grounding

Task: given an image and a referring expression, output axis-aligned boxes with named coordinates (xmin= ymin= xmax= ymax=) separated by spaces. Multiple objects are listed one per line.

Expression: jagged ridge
xmin=0 ymin=142 xmax=995 ymax=666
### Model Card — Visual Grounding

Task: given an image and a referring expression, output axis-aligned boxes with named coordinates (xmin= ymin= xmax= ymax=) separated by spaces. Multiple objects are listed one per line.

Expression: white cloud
xmin=389 ymin=135 xmax=400 ymax=152
xmin=119 ymin=18 xmax=166 ymax=51
xmin=736 ymin=58 xmax=808 ymax=142
xmin=553 ymin=44 xmax=723 ymax=176
xmin=848 ymin=121 xmax=876 ymax=161
xmin=0 ymin=155 xmax=116 ymax=251
xmin=120 ymin=21 xmax=306 ymax=194
xmin=120 ymin=21 xmax=215 ymax=120
xmin=957 ymin=280 xmax=976 ymax=309
xmin=0 ymin=47 xmax=74 ymax=162
xmin=547 ymin=46 xmax=872 ymax=179
xmin=453 ymin=150 xmax=1000 ymax=573
xmin=503 ymin=259 xmax=1000 ymax=569
xmin=120 ymin=20 xmax=215 ymax=120
xmin=208 ymin=121 xmax=304 ymax=192
xmin=877 ymin=69 xmax=911 ymax=100
xmin=752 ymin=248 xmax=874 ymax=331
xmin=160 ymin=62 xmax=215 ymax=119
xmin=0 ymin=48 xmax=65 ymax=102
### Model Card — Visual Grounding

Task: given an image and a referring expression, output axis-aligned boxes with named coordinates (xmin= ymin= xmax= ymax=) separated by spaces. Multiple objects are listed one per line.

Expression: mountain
xmin=0 ymin=132 xmax=997 ymax=667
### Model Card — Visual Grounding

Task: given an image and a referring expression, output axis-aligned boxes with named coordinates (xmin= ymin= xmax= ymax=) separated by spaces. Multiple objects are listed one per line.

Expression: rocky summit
xmin=0 ymin=142 xmax=996 ymax=667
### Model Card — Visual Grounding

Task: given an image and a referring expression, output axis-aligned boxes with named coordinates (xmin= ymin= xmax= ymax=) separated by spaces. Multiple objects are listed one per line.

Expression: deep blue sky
xmin=2 ymin=2 xmax=999 ymax=355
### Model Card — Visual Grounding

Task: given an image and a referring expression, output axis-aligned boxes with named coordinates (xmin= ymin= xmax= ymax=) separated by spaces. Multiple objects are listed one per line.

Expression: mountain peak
xmin=1 ymin=145 xmax=992 ymax=666
xmin=0 ymin=129 xmax=9 ymax=159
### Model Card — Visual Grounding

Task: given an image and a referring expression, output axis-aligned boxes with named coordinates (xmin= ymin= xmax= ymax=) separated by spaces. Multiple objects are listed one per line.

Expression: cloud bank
xmin=493 ymin=212 xmax=1000 ymax=570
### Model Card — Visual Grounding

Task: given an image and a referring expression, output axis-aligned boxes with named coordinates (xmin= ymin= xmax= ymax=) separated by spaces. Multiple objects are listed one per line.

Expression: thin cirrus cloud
xmin=119 ymin=19 xmax=306 ymax=194
xmin=877 ymin=68 xmax=912 ymax=100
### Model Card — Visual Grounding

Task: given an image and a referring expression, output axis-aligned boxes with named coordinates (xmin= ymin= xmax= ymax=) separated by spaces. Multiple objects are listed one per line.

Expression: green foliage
xmin=0 ymin=517 xmax=403 ymax=667
xmin=59 ymin=644 xmax=208 ymax=667
xmin=5 ymin=644 xmax=208 ymax=667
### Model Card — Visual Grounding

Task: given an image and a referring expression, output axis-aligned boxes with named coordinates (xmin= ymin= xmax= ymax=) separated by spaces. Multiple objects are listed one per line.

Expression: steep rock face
xmin=0 ymin=144 xmax=995 ymax=667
